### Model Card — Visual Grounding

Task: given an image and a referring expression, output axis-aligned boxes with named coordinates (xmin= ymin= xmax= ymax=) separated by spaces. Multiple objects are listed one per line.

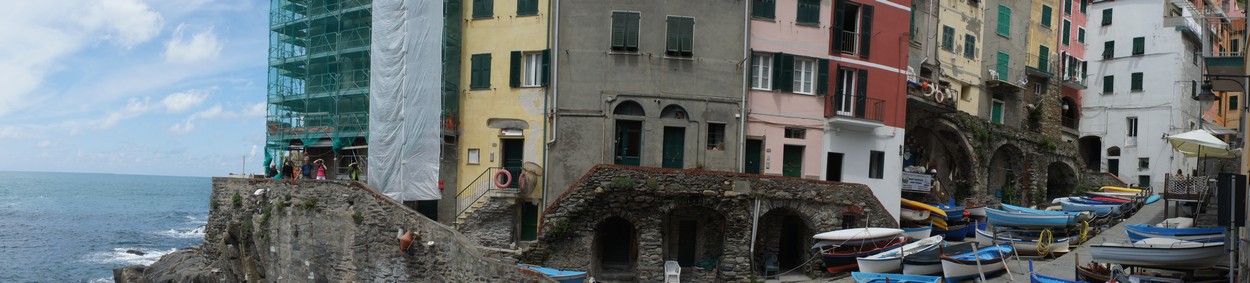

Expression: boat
xmin=975 ymin=228 xmax=1071 ymax=256
xmin=813 ymin=228 xmax=905 ymax=246
xmin=822 ymin=237 xmax=909 ymax=274
xmin=902 ymin=207 xmax=932 ymax=221
xmin=1124 ymin=224 xmax=1224 ymax=243
xmin=517 ymin=264 xmax=588 ymax=283
xmin=986 ymin=207 xmax=1078 ymax=229
xmin=902 ymin=226 xmax=933 ymax=240
xmin=1089 ymin=238 xmax=1225 ymax=269
xmin=942 ymin=223 xmax=970 ymax=241
xmin=1145 ymin=194 xmax=1161 ymax=204
xmin=940 ymin=244 xmax=1014 ymax=282
xmin=1155 ymin=217 xmax=1194 ymax=228
xmin=931 ymin=203 xmax=966 ymax=221
xmin=1100 ymin=186 xmax=1143 ymax=193
xmin=903 ymin=198 xmax=948 ymax=218
xmin=857 ymin=235 xmax=944 ymax=273
xmin=1029 ymin=260 xmax=1086 ymax=283
xmin=964 ymin=221 xmax=986 ymax=238
xmin=1001 ymin=203 xmax=1084 ymax=217
xmin=850 ymin=272 xmax=944 ymax=283
xmin=928 ymin=215 xmax=949 ymax=230
xmin=966 ymin=204 xmax=987 ymax=217
xmin=1059 ymin=200 xmax=1122 ymax=215
xmin=902 ymin=242 xmax=977 ymax=275
xmin=1075 ymin=263 xmax=1112 ymax=283
xmin=1085 ymin=191 xmax=1140 ymax=200
xmin=1089 ymin=196 xmax=1131 ymax=204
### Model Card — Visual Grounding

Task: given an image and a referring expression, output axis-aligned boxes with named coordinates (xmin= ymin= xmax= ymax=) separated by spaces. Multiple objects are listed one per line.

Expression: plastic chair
xmin=664 ymin=260 xmax=681 ymax=283
xmin=763 ymin=253 xmax=780 ymax=277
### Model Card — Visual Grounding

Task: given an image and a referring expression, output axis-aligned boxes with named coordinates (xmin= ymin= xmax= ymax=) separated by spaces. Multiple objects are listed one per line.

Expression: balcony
xmin=1024 ymin=53 xmax=1056 ymax=79
xmin=1062 ymin=116 xmax=1078 ymax=129
xmin=985 ymin=64 xmax=1025 ymax=92
xmin=1060 ymin=70 xmax=1087 ymax=89
xmin=837 ymin=30 xmax=859 ymax=54
xmin=1205 ymin=52 xmax=1246 ymax=92
xmin=906 ymin=79 xmax=957 ymax=112
xmin=826 ymin=94 xmax=885 ymax=132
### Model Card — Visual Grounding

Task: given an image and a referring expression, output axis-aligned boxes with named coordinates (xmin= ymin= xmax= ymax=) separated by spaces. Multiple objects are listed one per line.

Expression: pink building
xmin=1058 ymin=0 xmax=1089 ymax=142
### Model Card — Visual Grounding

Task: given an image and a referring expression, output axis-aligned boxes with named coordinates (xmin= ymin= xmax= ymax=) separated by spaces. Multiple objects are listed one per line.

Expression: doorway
xmin=783 ymin=145 xmax=804 ymax=178
xmin=663 ymin=127 xmax=685 ymax=169
xmin=826 ymin=152 xmax=844 ymax=182
xmin=677 ymin=220 xmax=697 ymax=266
xmin=519 ymin=202 xmax=539 ymax=241
xmin=745 ymin=139 xmax=762 ymax=174
xmin=501 ymin=139 xmax=524 ymax=188
xmin=615 ymin=120 xmax=642 ymax=166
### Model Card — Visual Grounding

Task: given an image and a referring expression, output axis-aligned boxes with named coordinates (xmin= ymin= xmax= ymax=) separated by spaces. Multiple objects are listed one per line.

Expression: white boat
xmin=966 ymin=205 xmax=987 ymax=217
xmin=940 ymin=244 xmax=1014 ymax=282
xmin=974 ymin=228 xmax=1070 ymax=255
xmin=902 ymin=242 xmax=976 ymax=275
xmin=857 ymin=235 xmax=944 ymax=273
xmin=813 ymin=228 xmax=905 ymax=246
xmin=902 ymin=226 xmax=932 ymax=240
xmin=1090 ymin=238 xmax=1225 ymax=269
xmin=1155 ymin=217 xmax=1194 ymax=228
xmin=901 ymin=207 xmax=932 ymax=221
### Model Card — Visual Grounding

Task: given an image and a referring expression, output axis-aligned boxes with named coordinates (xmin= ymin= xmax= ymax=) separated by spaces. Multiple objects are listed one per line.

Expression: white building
xmin=1082 ymin=0 xmax=1208 ymax=189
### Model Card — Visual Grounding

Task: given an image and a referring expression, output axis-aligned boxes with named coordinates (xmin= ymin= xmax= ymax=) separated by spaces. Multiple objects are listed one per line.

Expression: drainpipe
xmin=542 ymin=0 xmax=561 ymax=209
xmin=739 ymin=0 xmax=750 ymax=173
xmin=749 ymin=197 xmax=760 ymax=276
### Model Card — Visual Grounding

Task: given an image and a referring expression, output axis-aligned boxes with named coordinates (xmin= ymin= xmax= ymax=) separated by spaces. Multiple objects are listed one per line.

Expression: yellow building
xmin=934 ymin=2 xmax=985 ymax=115
xmin=457 ymin=0 xmax=549 ymax=241
xmin=1027 ymin=0 xmax=1059 ymax=89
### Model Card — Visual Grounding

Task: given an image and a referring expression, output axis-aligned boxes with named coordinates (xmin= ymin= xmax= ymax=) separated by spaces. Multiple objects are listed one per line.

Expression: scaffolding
xmin=266 ymin=0 xmax=372 ymax=175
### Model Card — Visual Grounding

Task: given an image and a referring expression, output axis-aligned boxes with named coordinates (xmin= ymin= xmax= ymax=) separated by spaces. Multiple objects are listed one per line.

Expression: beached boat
xmin=517 ymin=264 xmax=587 ymax=283
xmin=1001 ymin=204 xmax=1083 ymax=217
xmin=903 ymin=198 xmax=948 ymax=218
xmin=974 ymin=228 xmax=1071 ymax=256
xmin=966 ymin=204 xmax=987 ymax=217
xmin=813 ymin=228 xmax=905 ymax=246
xmin=929 ymin=215 xmax=949 ymax=230
xmin=940 ymin=244 xmax=1014 ymax=282
xmin=902 ymin=242 xmax=976 ymax=275
xmin=1100 ymin=186 xmax=1142 ymax=193
xmin=902 ymin=207 xmax=932 ymax=221
xmin=850 ymin=272 xmax=943 ymax=283
xmin=964 ymin=220 xmax=986 ymax=238
xmin=1090 ymin=238 xmax=1225 ymax=269
xmin=1089 ymin=196 xmax=1130 ymax=204
xmin=1075 ymin=263 xmax=1112 ymax=283
xmin=902 ymin=226 xmax=933 ymax=240
xmin=942 ymin=223 xmax=970 ymax=241
xmin=822 ymin=237 xmax=909 ymax=274
xmin=987 ymin=207 xmax=1078 ymax=229
xmin=1156 ymin=217 xmax=1194 ymax=228
xmin=1124 ymin=224 xmax=1224 ymax=243
xmin=1145 ymin=194 xmax=1161 ymax=204
xmin=1028 ymin=261 xmax=1085 ymax=283
xmin=1085 ymin=191 xmax=1140 ymax=200
xmin=857 ymin=235 xmax=944 ymax=273
xmin=1059 ymin=200 xmax=1122 ymax=215
xmin=931 ymin=203 xmax=966 ymax=221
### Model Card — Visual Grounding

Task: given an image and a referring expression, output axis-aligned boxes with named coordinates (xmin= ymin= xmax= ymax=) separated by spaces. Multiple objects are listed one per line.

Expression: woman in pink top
xmin=315 ymin=159 xmax=327 ymax=180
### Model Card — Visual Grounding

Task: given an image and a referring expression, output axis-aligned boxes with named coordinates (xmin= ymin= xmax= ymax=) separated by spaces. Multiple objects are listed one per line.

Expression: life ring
xmin=921 ymin=82 xmax=933 ymax=97
xmin=934 ymin=88 xmax=946 ymax=103
xmin=494 ymin=169 xmax=513 ymax=188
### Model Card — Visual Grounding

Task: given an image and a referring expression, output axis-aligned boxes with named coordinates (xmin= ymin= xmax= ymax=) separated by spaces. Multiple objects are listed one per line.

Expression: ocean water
xmin=0 ymin=171 xmax=210 ymax=283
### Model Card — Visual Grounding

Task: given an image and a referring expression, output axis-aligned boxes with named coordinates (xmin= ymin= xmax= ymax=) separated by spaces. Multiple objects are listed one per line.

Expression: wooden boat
xmin=1155 ymin=217 xmax=1194 ymax=228
xmin=974 ymin=228 xmax=1071 ymax=256
xmin=901 ymin=207 xmax=932 ymax=221
xmin=1090 ymin=238 xmax=1225 ymax=269
xmin=941 ymin=223 xmax=970 ymax=241
xmin=965 ymin=204 xmax=987 ymax=217
xmin=902 ymin=226 xmax=933 ymax=240
xmin=902 ymin=242 xmax=976 ymax=275
xmin=1100 ymin=186 xmax=1142 ymax=193
xmin=928 ymin=215 xmax=949 ymax=230
xmin=931 ymin=203 xmax=966 ymax=221
xmin=813 ymin=228 xmax=905 ymax=246
xmin=1059 ymin=200 xmax=1122 ymax=215
xmin=1085 ymin=191 xmax=1140 ymax=200
xmin=850 ymin=272 xmax=943 ymax=283
xmin=822 ymin=237 xmax=908 ymax=274
xmin=987 ymin=207 xmax=1078 ymax=229
xmin=857 ymin=235 xmax=944 ymax=273
xmin=517 ymin=264 xmax=587 ymax=283
xmin=903 ymin=198 xmax=948 ymax=218
xmin=1124 ymin=224 xmax=1224 ymax=243
xmin=1028 ymin=260 xmax=1085 ymax=283
xmin=1075 ymin=263 xmax=1112 ymax=283
xmin=940 ymin=244 xmax=1014 ymax=282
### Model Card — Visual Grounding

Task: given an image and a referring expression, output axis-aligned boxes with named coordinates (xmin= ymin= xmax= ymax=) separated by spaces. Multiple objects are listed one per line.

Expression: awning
xmin=1202 ymin=123 xmax=1238 ymax=136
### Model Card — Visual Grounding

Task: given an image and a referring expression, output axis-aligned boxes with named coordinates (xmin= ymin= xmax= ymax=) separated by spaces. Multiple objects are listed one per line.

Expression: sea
xmin=0 ymin=171 xmax=210 ymax=283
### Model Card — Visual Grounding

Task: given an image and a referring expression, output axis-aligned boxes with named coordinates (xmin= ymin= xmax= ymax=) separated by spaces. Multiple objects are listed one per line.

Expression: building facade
xmin=1061 ymin=0 xmax=1091 ymax=164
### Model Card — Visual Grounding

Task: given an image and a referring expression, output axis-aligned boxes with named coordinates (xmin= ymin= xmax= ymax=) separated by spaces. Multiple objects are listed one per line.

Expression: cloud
xmin=81 ymin=0 xmax=165 ymax=48
xmin=98 ymin=97 xmax=154 ymax=129
xmin=163 ymin=23 xmax=222 ymax=64
xmin=193 ymin=102 xmax=265 ymax=120
xmin=169 ymin=117 xmax=195 ymax=134
xmin=36 ymin=140 xmax=54 ymax=148
xmin=161 ymin=89 xmax=209 ymax=112
xmin=249 ymin=144 xmax=258 ymax=157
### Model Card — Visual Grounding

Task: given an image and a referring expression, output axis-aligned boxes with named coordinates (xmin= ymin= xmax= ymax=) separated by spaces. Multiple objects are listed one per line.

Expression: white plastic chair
xmin=664 ymin=260 xmax=681 ymax=283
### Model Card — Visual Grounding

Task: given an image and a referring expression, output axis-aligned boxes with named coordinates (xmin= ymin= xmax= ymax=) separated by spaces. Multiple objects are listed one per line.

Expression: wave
xmin=89 ymin=277 xmax=114 ymax=283
xmin=185 ymin=215 xmax=207 ymax=225
xmin=156 ymin=226 xmax=205 ymax=239
xmin=85 ymin=247 xmax=176 ymax=266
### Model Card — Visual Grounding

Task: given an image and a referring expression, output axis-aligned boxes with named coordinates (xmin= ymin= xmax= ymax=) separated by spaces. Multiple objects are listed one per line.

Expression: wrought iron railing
xmin=1062 ymin=116 xmax=1078 ymax=129
xmin=838 ymin=31 xmax=859 ymax=54
xmin=455 ymin=167 xmax=520 ymax=221
xmin=1025 ymin=53 xmax=1056 ymax=75
xmin=830 ymin=94 xmax=885 ymax=122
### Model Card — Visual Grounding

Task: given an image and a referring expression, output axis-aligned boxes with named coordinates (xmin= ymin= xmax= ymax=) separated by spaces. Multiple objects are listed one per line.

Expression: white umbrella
xmin=1167 ymin=130 xmax=1237 ymax=158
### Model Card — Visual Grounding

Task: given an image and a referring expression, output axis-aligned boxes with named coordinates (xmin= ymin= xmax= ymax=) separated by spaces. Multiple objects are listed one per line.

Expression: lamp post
xmin=1199 ymin=75 xmax=1249 ymax=283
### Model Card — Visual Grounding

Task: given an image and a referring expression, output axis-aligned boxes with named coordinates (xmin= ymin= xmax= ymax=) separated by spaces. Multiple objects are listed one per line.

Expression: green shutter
xmin=860 ymin=5 xmax=873 ymax=58
xmin=1042 ymin=5 xmax=1052 ymax=28
xmin=909 ymin=4 xmax=916 ymax=40
xmin=486 ymin=0 xmax=494 ymax=17
xmin=964 ymin=35 xmax=976 ymax=58
xmin=1193 ymin=80 xmax=1198 ymax=98
xmin=780 ymin=54 xmax=794 ymax=93
xmin=1133 ymin=37 xmax=1144 ymax=55
xmin=483 ymin=54 xmax=492 ymax=89
xmin=997 ymin=52 xmax=1009 ymax=81
xmin=1102 ymin=8 xmax=1112 ymax=26
xmin=541 ymin=49 xmax=550 ymax=86
xmin=510 ymin=51 xmax=521 ymax=87
xmin=1062 ymin=20 xmax=1071 ymax=45
xmin=666 ymin=17 xmax=679 ymax=54
xmin=1064 ymin=0 xmax=1072 ymax=15
xmin=626 ymin=13 xmax=639 ymax=50
xmin=517 ymin=0 xmax=537 ymax=16
xmin=1039 ymin=45 xmax=1049 ymax=72
xmin=1104 ymin=41 xmax=1114 ymax=58
xmin=832 ymin=0 xmax=845 ymax=53
xmin=611 ymin=12 xmax=625 ymax=49
xmin=1078 ymin=28 xmax=1085 ymax=43
xmin=753 ymin=0 xmax=775 ymax=19
xmin=1104 ymin=75 xmax=1114 ymax=93
xmin=816 ymin=59 xmax=829 ymax=96
xmin=855 ymin=69 xmax=867 ymax=118
xmin=942 ymin=26 xmax=954 ymax=51
xmin=1231 ymin=96 xmax=1239 ymax=110
xmin=998 ymin=5 xmax=1011 ymax=37
xmin=682 ymin=18 xmax=694 ymax=55
xmin=772 ymin=52 xmax=784 ymax=90
xmin=1131 ymin=73 xmax=1143 ymax=91
xmin=1080 ymin=0 xmax=1087 ymax=14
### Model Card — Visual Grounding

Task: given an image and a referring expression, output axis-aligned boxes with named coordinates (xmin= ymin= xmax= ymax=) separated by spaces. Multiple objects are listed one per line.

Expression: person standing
xmin=348 ymin=162 xmax=361 ymax=181
xmin=301 ymin=156 xmax=313 ymax=179
xmin=281 ymin=160 xmax=294 ymax=179
xmin=314 ymin=159 xmax=327 ymax=180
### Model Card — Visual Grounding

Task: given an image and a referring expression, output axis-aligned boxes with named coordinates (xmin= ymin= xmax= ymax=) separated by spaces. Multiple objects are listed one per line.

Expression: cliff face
xmin=115 ymin=178 xmax=553 ymax=282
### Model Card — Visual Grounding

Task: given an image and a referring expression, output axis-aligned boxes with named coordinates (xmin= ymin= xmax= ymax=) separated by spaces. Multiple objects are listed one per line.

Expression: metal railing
xmin=1025 ymin=53 xmax=1056 ymax=75
xmin=985 ymin=64 xmax=1025 ymax=89
xmin=1062 ymin=116 xmax=1078 ymax=129
xmin=838 ymin=30 xmax=859 ymax=54
xmin=830 ymin=94 xmax=885 ymax=122
xmin=455 ymin=167 xmax=521 ymax=221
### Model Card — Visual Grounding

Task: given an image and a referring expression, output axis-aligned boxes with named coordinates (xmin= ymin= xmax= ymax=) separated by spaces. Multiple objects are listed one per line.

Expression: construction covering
xmin=369 ymin=0 xmax=442 ymax=201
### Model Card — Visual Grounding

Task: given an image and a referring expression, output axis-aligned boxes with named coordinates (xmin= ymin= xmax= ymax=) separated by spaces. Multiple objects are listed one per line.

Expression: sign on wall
xmin=901 ymin=172 xmax=932 ymax=193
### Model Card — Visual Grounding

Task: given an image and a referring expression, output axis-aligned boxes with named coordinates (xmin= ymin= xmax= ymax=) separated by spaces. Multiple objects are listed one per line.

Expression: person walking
xmin=314 ymin=159 xmax=327 ymax=180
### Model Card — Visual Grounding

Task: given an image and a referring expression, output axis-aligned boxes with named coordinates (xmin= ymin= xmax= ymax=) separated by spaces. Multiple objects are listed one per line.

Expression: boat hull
xmin=903 ymin=198 xmax=948 ymax=218
xmin=901 ymin=207 xmax=932 ymax=221
xmin=1090 ymin=240 xmax=1225 ymax=269
xmin=941 ymin=257 xmax=1005 ymax=282
xmin=1124 ymin=224 xmax=1224 ymax=243
xmin=902 ymin=226 xmax=932 ymax=240
xmin=856 ymin=236 xmax=944 ymax=273
xmin=987 ymin=207 xmax=1076 ymax=228
xmin=822 ymin=237 xmax=908 ymax=272
xmin=1059 ymin=201 xmax=1121 ymax=215
xmin=974 ymin=228 xmax=1070 ymax=255
xmin=851 ymin=272 xmax=943 ymax=283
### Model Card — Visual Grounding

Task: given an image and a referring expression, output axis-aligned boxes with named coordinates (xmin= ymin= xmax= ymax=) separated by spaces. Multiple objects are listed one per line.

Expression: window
xmin=869 ymin=151 xmax=884 ymax=179
xmin=796 ymin=0 xmax=820 ymax=25
xmin=1139 ymin=175 xmax=1151 ymax=188
xmin=522 ymin=53 xmax=542 ymax=87
xmin=1080 ymin=0 xmax=1087 ymax=14
xmin=517 ymin=0 xmax=537 ymax=16
xmin=666 ymin=16 xmax=695 ymax=57
xmin=468 ymin=148 xmax=481 ymax=164
xmin=610 ymin=12 xmax=640 ymax=52
xmin=706 ymin=123 xmax=725 ymax=150
xmin=784 ymin=127 xmax=806 ymax=139
xmin=1078 ymin=27 xmax=1085 ymax=43
xmin=997 ymin=5 xmax=1012 ymax=37
xmin=834 ymin=2 xmax=872 ymax=57
xmin=1139 ymin=158 xmax=1149 ymax=169
xmin=1192 ymin=80 xmax=1197 ymax=98
xmin=1234 ymin=39 xmax=1242 ymax=54
xmin=473 ymin=0 xmax=494 ymax=19
xmin=751 ymin=54 xmax=772 ymax=90
xmin=1231 ymin=95 xmax=1240 ymax=111
xmin=1103 ymin=41 xmax=1114 ymax=59
xmin=964 ymin=34 xmax=977 ymax=58
xmin=991 ymin=99 xmax=1004 ymax=124
xmin=1132 ymin=37 xmax=1145 ymax=55
xmin=995 ymin=52 xmax=1010 ymax=81
xmin=1102 ymin=8 xmax=1112 ymax=26
xmin=1130 ymin=72 xmax=1143 ymax=91
xmin=942 ymin=26 xmax=955 ymax=51
xmin=1062 ymin=20 xmax=1071 ymax=45
xmin=752 ymin=0 xmax=775 ymax=19
xmin=1127 ymin=117 xmax=1138 ymax=137
xmin=793 ymin=58 xmax=817 ymax=94
xmin=1064 ymin=0 xmax=1072 ymax=15
xmin=1041 ymin=5 xmax=1052 ymax=28
xmin=835 ymin=67 xmax=863 ymax=115
xmin=1103 ymin=75 xmax=1114 ymax=93
xmin=470 ymin=53 xmax=492 ymax=89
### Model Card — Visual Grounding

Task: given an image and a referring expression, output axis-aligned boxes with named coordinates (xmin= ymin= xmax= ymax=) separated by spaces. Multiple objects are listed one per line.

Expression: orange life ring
xmin=494 ymin=169 xmax=513 ymax=188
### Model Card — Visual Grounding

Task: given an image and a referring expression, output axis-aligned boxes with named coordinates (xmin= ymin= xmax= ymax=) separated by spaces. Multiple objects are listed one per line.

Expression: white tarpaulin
xmin=369 ymin=0 xmax=443 ymax=201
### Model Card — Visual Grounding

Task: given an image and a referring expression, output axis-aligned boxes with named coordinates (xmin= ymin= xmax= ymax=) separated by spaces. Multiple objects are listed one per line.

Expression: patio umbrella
xmin=1167 ymin=130 xmax=1237 ymax=158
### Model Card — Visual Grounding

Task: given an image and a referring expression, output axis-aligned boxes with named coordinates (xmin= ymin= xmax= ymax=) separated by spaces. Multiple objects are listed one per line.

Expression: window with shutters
xmin=752 ymin=0 xmax=775 ymax=19
xmin=1233 ymin=39 xmax=1241 ymax=54
xmin=796 ymin=0 xmax=820 ymax=25
xmin=997 ymin=5 xmax=1011 ymax=37
xmin=1103 ymin=75 xmax=1114 ymax=94
xmin=1080 ymin=0 xmax=1087 ymax=14
xmin=941 ymin=26 xmax=955 ymax=51
xmin=1078 ymin=27 xmax=1085 ymax=43
xmin=964 ymin=34 xmax=977 ymax=58
xmin=793 ymin=58 xmax=817 ymax=95
xmin=1132 ymin=37 xmax=1144 ymax=55
xmin=833 ymin=2 xmax=872 ymax=57
xmin=1103 ymin=41 xmax=1114 ymax=59
xmin=835 ymin=68 xmax=860 ymax=115
xmin=522 ymin=53 xmax=541 ymax=87
xmin=471 ymin=53 xmax=491 ymax=89
xmin=991 ymin=99 xmax=1004 ymax=124
xmin=473 ymin=0 xmax=494 ymax=19
xmin=666 ymin=16 xmax=695 ymax=57
xmin=751 ymin=54 xmax=772 ymax=90
xmin=1064 ymin=0 xmax=1072 ymax=15
xmin=517 ymin=0 xmax=537 ymax=16
xmin=610 ymin=12 xmax=640 ymax=52
xmin=1041 ymin=5 xmax=1052 ymax=28
xmin=707 ymin=123 xmax=725 ymax=150
xmin=868 ymin=151 xmax=884 ymax=179
xmin=1231 ymin=95 xmax=1240 ymax=111
xmin=1130 ymin=72 xmax=1143 ymax=92
xmin=1102 ymin=8 xmax=1112 ymax=26
xmin=1062 ymin=20 xmax=1070 ymax=45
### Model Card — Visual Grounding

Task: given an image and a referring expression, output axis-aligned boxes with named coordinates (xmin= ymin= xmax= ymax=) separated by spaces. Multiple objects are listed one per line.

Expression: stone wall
xmin=116 ymin=178 xmax=555 ymax=282
xmin=521 ymin=165 xmax=897 ymax=282
xmin=458 ymin=193 xmax=519 ymax=250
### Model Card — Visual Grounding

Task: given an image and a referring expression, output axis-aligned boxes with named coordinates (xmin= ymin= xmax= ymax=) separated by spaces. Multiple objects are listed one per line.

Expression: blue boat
xmin=1001 ymin=204 xmax=1083 ymax=217
xmin=987 ymin=207 xmax=1077 ymax=229
xmin=1124 ymin=224 xmax=1225 ymax=243
xmin=1029 ymin=260 xmax=1088 ymax=283
xmin=930 ymin=203 xmax=966 ymax=221
xmin=1060 ymin=197 xmax=1121 ymax=205
xmin=942 ymin=223 xmax=970 ymax=241
xmin=851 ymin=272 xmax=943 ymax=283
xmin=517 ymin=264 xmax=588 ymax=283
xmin=964 ymin=221 xmax=987 ymax=237
xmin=941 ymin=244 xmax=1015 ymax=282
xmin=1059 ymin=200 xmax=1121 ymax=215
xmin=1145 ymin=194 xmax=1161 ymax=204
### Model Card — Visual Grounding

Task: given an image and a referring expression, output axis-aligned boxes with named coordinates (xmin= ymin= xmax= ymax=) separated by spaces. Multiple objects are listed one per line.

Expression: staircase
xmin=454 ymin=167 xmax=518 ymax=227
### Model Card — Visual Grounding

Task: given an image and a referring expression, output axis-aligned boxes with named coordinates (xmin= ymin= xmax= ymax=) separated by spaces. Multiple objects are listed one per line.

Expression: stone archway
xmin=904 ymin=120 xmax=979 ymax=200
xmin=989 ymin=144 xmax=1025 ymax=203
xmin=593 ymin=216 xmax=638 ymax=276
xmin=1079 ymin=136 xmax=1102 ymax=171
xmin=753 ymin=207 xmax=815 ymax=271
xmin=1046 ymin=162 xmax=1078 ymax=200
xmin=663 ymin=206 xmax=725 ymax=268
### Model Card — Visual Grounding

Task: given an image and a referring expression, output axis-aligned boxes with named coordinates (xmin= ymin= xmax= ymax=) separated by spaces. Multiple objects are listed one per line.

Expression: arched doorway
xmin=753 ymin=208 xmax=814 ymax=272
xmin=903 ymin=123 xmax=977 ymax=199
xmin=613 ymin=101 xmax=645 ymax=166
xmin=1107 ymin=146 xmax=1121 ymax=177
xmin=664 ymin=206 xmax=725 ymax=268
xmin=989 ymin=144 xmax=1025 ymax=203
xmin=594 ymin=217 xmax=637 ymax=275
xmin=1078 ymin=136 xmax=1102 ymax=171
xmin=1046 ymin=162 xmax=1077 ymax=200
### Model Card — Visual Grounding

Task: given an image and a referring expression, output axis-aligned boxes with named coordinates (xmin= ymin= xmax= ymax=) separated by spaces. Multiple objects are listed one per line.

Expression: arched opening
xmin=1079 ymin=136 xmax=1102 ymax=171
xmin=1060 ymin=97 xmax=1079 ymax=129
xmin=613 ymin=101 xmax=645 ymax=166
xmin=753 ymin=208 xmax=814 ymax=273
xmin=613 ymin=100 xmax=646 ymax=116
xmin=1107 ymin=146 xmax=1121 ymax=177
xmin=1046 ymin=162 xmax=1077 ymax=200
xmin=663 ymin=206 xmax=725 ymax=269
xmin=594 ymin=217 xmax=637 ymax=276
xmin=660 ymin=105 xmax=689 ymax=120
xmin=903 ymin=123 xmax=976 ymax=200
xmin=989 ymin=144 xmax=1025 ymax=204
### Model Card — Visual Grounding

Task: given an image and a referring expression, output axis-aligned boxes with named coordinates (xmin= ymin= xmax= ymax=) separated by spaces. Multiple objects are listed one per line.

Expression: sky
xmin=0 ymin=0 xmax=270 ymax=177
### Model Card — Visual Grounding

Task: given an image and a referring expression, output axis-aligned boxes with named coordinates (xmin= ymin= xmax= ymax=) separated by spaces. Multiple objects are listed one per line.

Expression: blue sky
xmin=0 ymin=0 xmax=269 ymax=177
